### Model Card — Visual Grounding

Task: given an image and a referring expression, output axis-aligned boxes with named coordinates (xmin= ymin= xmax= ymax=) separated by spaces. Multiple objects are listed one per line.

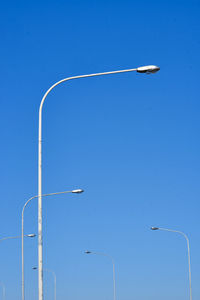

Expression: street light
xmin=84 ymin=250 xmax=116 ymax=300
xmin=33 ymin=267 xmax=56 ymax=300
xmin=150 ymin=226 xmax=192 ymax=300
xmin=0 ymin=282 xmax=5 ymax=300
xmin=38 ymin=65 xmax=160 ymax=300
xmin=0 ymin=233 xmax=35 ymax=300
xmin=22 ymin=189 xmax=84 ymax=300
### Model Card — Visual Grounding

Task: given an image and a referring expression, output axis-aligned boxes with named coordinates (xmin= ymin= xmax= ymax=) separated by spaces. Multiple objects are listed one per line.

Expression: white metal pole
xmin=113 ymin=259 xmax=116 ymax=300
xmin=38 ymin=107 xmax=43 ymax=300
xmin=38 ymin=65 xmax=160 ymax=300
xmin=22 ymin=196 xmax=37 ymax=300
xmin=22 ymin=190 xmax=82 ymax=300
xmin=155 ymin=227 xmax=192 ymax=300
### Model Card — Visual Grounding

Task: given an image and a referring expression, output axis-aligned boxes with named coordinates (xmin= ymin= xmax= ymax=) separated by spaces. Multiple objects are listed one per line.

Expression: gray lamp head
xmin=84 ymin=250 xmax=92 ymax=254
xmin=72 ymin=189 xmax=84 ymax=194
xmin=151 ymin=227 xmax=159 ymax=230
xmin=26 ymin=234 xmax=36 ymax=237
xmin=137 ymin=65 xmax=160 ymax=74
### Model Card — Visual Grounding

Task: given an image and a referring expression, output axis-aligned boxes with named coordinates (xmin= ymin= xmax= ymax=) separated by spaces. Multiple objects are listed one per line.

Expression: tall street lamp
xmin=22 ymin=189 xmax=84 ymax=300
xmin=84 ymin=250 xmax=116 ymax=300
xmin=38 ymin=64 xmax=160 ymax=300
xmin=33 ymin=267 xmax=56 ymax=300
xmin=151 ymin=227 xmax=192 ymax=300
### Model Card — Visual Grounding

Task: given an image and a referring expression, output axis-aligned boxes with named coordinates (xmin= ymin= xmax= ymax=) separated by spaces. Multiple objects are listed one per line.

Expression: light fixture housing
xmin=84 ymin=250 xmax=92 ymax=254
xmin=72 ymin=189 xmax=84 ymax=194
xmin=26 ymin=234 xmax=36 ymax=237
xmin=151 ymin=227 xmax=159 ymax=230
xmin=137 ymin=65 xmax=160 ymax=74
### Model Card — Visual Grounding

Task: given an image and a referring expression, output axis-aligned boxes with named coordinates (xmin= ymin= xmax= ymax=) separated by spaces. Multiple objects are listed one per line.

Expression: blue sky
xmin=0 ymin=0 xmax=200 ymax=300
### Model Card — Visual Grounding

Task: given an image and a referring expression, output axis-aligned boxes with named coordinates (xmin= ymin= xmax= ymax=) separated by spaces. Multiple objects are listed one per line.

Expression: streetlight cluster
xmin=1 ymin=65 xmax=192 ymax=300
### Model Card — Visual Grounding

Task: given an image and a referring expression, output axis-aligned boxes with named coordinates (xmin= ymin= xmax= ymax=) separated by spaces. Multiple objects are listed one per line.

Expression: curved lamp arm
xmin=87 ymin=251 xmax=115 ymax=265
xmin=0 ymin=234 xmax=34 ymax=242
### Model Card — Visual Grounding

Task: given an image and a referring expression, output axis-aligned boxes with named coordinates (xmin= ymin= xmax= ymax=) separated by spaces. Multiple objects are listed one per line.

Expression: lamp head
xmin=26 ymin=234 xmax=36 ymax=237
xmin=151 ymin=227 xmax=159 ymax=230
xmin=84 ymin=250 xmax=92 ymax=254
xmin=137 ymin=65 xmax=160 ymax=74
xmin=32 ymin=267 xmax=37 ymax=270
xmin=72 ymin=189 xmax=84 ymax=194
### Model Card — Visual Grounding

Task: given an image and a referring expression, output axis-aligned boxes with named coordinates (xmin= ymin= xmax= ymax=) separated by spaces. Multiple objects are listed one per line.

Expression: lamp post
xmin=0 ymin=234 xmax=35 ymax=300
xmin=33 ymin=267 xmax=56 ymax=300
xmin=0 ymin=283 xmax=5 ymax=300
xmin=22 ymin=189 xmax=83 ymax=300
xmin=151 ymin=227 xmax=192 ymax=300
xmin=38 ymin=64 xmax=160 ymax=300
xmin=84 ymin=250 xmax=116 ymax=300
xmin=0 ymin=282 xmax=5 ymax=300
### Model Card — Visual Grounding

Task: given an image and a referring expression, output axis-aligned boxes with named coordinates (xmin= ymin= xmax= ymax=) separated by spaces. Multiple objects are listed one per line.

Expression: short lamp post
xmin=22 ymin=189 xmax=83 ymax=300
xmin=0 ymin=282 xmax=6 ymax=300
xmin=151 ymin=227 xmax=192 ymax=300
xmin=33 ymin=267 xmax=56 ymax=300
xmin=85 ymin=250 xmax=116 ymax=300
xmin=0 ymin=234 xmax=35 ymax=300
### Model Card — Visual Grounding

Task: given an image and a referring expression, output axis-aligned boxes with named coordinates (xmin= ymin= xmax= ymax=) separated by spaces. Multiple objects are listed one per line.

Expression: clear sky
xmin=0 ymin=0 xmax=200 ymax=300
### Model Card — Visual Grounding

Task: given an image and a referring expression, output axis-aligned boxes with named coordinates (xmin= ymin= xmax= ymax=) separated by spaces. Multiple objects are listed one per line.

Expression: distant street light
xmin=151 ymin=226 xmax=192 ymax=300
xmin=38 ymin=65 xmax=160 ymax=300
xmin=33 ymin=267 xmax=56 ymax=300
xmin=0 ymin=233 xmax=35 ymax=300
xmin=84 ymin=250 xmax=116 ymax=300
xmin=0 ymin=282 xmax=6 ymax=300
xmin=22 ymin=189 xmax=84 ymax=300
